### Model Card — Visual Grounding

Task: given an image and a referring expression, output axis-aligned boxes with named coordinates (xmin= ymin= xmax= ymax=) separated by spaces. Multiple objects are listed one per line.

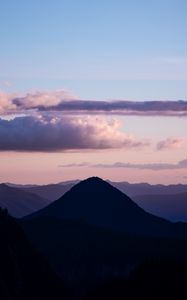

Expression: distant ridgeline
xmin=1 ymin=177 xmax=187 ymax=299
xmin=2 ymin=179 xmax=187 ymax=222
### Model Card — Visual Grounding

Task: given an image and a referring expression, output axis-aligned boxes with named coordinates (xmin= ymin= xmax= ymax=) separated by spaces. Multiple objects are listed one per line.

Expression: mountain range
xmin=1 ymin=177 xmax=187 ymax=299
xmin=0 ymin=183 xmax=50 ymax=218
xmin=20 ymin=177 xmax=187 ymax=298
xmin=1 ymin=179 xmax=187 ymax=221
xmin=133 ymin=193 xmax=187 ymax=222
xmin=25 ymin=177 xmax=187 ymax=238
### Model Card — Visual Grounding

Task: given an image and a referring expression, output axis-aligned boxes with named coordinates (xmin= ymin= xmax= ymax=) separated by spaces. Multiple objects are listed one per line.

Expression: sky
xmin=0 ymin=0 xmax=187 ymax=184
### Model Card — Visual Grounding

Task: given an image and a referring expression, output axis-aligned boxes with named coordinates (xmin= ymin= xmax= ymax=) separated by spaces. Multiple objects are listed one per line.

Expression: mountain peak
xmin=84 ymin=176 xmax=103 ymax=182
xmin=70 ymin=176 xmax=119 ymax=194
xmin=79 ymin=176 xmax=105 ymax=185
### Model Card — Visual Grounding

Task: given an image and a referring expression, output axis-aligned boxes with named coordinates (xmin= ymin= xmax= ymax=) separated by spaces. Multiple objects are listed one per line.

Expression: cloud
xmin=60 ymin=159 xmax=187 ymax=171
xmin=0 ymin=92 xmax=16 ymax=114
xmin=179 ymin=159 xmax=187 ymax=168
xmin=0 ymin=114 xmax=149 ymax=151
xmin=1 ymin=90 xmax=187 ymax=116
xmin=39 ymin=100 xmax=187 ymax=117
xmin=157 ymin=138 xmax=186 ymax=150
xmin=12 ymin=90 xmax=76 ymax=109
xmin=60 ymin=162 xmax=90 ymax=167
xmin=18 ymin=99 xmax=187 ymax=117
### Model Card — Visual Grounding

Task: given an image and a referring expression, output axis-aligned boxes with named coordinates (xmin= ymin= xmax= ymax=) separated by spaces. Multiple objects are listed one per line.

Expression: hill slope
xmin=133 ymin=192 xmax=187 ymax=222
xmin=22 ymin=183 xmax=74 ymax=201
xmin=0 ymin=184 xmax=50 ymax=218
xmin=111 ymin=181 xmax=187 ymax=196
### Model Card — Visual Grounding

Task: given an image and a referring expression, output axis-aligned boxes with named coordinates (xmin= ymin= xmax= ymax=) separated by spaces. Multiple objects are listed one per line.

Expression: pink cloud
xmin=0 ymin=90 xmax=76 ymax=115
xmin=157 ymin=138 xmax=186 ymax=150
xmin=13 ymin=90 xmax=76 ymax=109
xmin=0 ymin=92 xmax=16 ymax=114
xmin=0 ymin=114 xmax=149 ymax=151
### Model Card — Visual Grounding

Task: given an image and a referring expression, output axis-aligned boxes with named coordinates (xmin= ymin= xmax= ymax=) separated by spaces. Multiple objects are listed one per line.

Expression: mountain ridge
xmin=21 ymin=177 xmax=187 ymax=299
xmin=13 ymin=178 xmax=187 ymax=221
xmin=26 ymin=177 xmax=180 ymax=238
xmin=0 ymin=183 xmax=50 ymax=218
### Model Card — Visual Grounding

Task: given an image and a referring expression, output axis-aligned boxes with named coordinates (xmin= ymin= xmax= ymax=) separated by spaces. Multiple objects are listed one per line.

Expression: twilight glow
xmin=0 ymin=0 xmax=187 ymax=184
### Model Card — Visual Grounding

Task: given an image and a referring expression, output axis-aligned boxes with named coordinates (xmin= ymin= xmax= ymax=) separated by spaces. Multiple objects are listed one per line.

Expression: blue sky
xmin=0 ymin=1 xmax=187 ymax=184
xmin=1 ymin=0 xmax=187 ymax=100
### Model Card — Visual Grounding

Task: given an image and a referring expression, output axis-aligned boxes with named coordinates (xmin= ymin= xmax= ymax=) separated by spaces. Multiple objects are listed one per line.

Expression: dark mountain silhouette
xmin=0 ymin=208 xmax=69 ymax=300
xmin=10 ymin=179 xmax=187 ymax=221
xmin=0 ymin=184 xmax=50 ymax=218
xmin=5 ymin=179 xmax=187 ymax=221
xmin=27 ymin=177 xmax=187 ymax=237
xmin=21 ymin=177 xmax=187 ymax=299
xmin=133 ymin=192 xmax=187 ymax=222
xmin=20 ymin=179 xmax=187 ymax=199
xmin=14 ymin=179 xmax=187 ymax=197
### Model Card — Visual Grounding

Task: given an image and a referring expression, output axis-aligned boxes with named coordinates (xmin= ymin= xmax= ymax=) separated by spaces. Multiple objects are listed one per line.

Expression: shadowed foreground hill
xmin=0 ymin=184 xmax=50 ymax=218
xmin=87 ymin=260 xmax=187 ymax=300
xmin=23 ymin=216 xmax=187 ymax=299
xmin=0 ymin=208 xmax=68 ymax=300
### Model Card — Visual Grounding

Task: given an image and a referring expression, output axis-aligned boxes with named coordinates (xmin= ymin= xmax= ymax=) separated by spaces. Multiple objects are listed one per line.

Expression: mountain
xmin=26 ymin=177 xmax=187 ymax=238
xmin=5 ymin=179 xmax=187 ymax=221
xmin=133 ymin=192 xmax=187 ymax=222
xmin=0 ymin=184 xmax=50 ymax=218
xmin=6 ymin=183 xmax=38 ymax=188
xmin=22 ymin=183 xmax=75 ymax=201
xmin=22 ymin=180 xmax=187 ymax=199
xmin=110 ymin=181 xmax=187 ymax=197
xmin=58 ymin=180 xmax=80 ymax=186
xmin=22 ymin=177 xmax=187 ymax=298
xmin=0 ymin=208 xmax=68 ymax=300
xmin=17 ymin=180 xmax=187 ymax=221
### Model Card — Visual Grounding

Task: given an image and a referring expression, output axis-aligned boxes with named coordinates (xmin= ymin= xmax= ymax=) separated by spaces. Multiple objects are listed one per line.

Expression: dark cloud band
xmin=1 ymin=91 xmax=187 ymax=116
xmin=10 ymin=97 xmax=187 ymax=116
